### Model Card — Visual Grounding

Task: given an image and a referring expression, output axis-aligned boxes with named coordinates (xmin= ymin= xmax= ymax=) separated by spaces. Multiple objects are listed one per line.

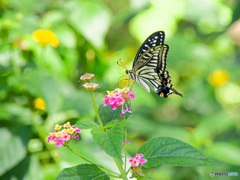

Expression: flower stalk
xmin=80 ymin=73 xmax=103 ymax=130
xmin=67 ymin=146 xmax=119 ymax=176
xmin=113 ymin=158 xmax=128 ymax=180
xmin=90 ymin=90 xmax=104 ymax=130
xmin=123 ymin=114 xmax=128 ymax=172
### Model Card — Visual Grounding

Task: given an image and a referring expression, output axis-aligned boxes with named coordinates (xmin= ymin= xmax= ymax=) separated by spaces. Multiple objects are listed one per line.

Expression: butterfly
xmin=125 ymin=31 xmax=182 ymax=98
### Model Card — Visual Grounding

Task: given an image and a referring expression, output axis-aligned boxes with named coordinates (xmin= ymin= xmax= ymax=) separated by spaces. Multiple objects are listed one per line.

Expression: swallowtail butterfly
xmin=126 ymin=31 xmax=182 ymax=98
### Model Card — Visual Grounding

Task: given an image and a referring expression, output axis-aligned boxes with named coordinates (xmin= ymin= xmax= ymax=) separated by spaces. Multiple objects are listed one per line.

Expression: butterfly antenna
xmin=117 ymin=59 xmax=127 ymax=70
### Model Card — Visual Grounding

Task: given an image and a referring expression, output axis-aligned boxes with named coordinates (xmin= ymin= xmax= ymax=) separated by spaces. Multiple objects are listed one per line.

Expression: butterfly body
xmin=126 ymin=31 xmax=182 ymax=98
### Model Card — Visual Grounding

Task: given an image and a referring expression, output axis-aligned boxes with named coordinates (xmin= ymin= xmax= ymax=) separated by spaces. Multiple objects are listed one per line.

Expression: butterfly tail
xmin=171 ymin=87 xmax=183 ymax=97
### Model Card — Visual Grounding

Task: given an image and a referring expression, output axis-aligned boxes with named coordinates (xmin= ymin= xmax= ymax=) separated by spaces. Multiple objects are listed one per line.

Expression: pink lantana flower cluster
xmin=129 ymin=154 xmax=147 ymax=177
xmin=102 ymin=88 xmax=135 ymax=117
xmin=47 ymin=122 xmax=82 ymax=147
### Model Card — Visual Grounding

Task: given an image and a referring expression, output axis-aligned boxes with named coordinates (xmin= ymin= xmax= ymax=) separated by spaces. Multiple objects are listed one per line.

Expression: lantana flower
xmin=47 ymin=122 xmax=82 ymax=147
xmin=102 ymin=87 xmax=135 ymax=117
xmin=129 ymin=154 xmax=147 ymax=178
xmin=80 ymin=73 xmax=98 ymax=91
xmin=83 ymin=83 xmax=99 ymax=91
xmin=32 ymin=29 xmax=59 ymax=47
xmin=80 ymin=73 xmax=95 ymax=81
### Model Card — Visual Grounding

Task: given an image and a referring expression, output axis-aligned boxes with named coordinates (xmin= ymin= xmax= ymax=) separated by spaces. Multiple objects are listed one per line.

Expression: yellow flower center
xmin=63 ymin=129 xmax=67 ymax=133
xmin=68 ymin=128 xmax=74 ymax=134
xmin=56 ymin=132 xmax=62 ymax=137
xmin=108 ymin=93 xmax=114 ymax=97
xmin=123 ymin=88 xmax=129 ymax=93
xmin=55 ymin=124 xmax=61 ymax=130
xmin=64 ymin=122 xmax=70 ymax=128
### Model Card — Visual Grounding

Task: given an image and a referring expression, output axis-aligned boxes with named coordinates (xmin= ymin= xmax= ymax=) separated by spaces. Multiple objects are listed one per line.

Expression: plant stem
xmin=67 ymin=146 xmax=118 ymax=176
xmin=123 ymin=114 xmax=127 ymax=172
xmin=126 ymin=168 xmax=131 ymax=175
xmin=89 ymin=90 xmax=104 ymax=130
xmin=113 ymin=158 xmax=127 ymax=180
xmin=108 ymin=174 xmax=121 ymax=178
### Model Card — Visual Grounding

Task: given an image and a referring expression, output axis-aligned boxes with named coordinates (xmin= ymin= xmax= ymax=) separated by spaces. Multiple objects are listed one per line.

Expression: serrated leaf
xmin=76 ymin=120 xmax=98 ymax=129
xmin=104 ymin=120 xmax=130 ymax=129
xmin=94 ymin=104 xmax=131 ymax=127
xmin=91 ymin=123 xmax=123 ymax=163
xmin=56 ymin=164 xmax=110 ymax=180
xmin=138 ymin=137 xmax=210 ymax=167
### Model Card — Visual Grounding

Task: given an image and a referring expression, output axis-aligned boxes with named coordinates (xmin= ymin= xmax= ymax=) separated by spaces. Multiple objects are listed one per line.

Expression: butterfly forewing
xmin=133 ymin=45 xmax=168 ymax=72
xmin=133 ymin=31 xmax=165 ymax=65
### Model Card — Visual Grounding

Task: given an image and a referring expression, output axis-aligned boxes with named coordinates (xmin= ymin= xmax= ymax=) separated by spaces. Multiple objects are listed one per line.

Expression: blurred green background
xmin=1 ymin=0 xmax=240 ymax=179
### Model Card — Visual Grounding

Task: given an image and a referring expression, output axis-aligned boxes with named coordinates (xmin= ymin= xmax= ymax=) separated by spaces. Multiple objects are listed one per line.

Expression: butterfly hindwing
xmin=131 ymin=45 xmax=168 ymax=93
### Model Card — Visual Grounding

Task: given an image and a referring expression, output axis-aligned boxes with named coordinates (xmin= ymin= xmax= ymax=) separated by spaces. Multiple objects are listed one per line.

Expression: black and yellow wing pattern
xmin=126 ymin=31 xmax=182 ymax=98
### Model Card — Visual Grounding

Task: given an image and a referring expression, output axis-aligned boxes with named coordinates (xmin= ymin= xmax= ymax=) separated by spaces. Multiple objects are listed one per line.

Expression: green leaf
xmin=0 ymin=126 xmax=32 ymax=176
xmin=0 ymin=103 xmax=32 ymax=124
xmin=56 ymin=164 xmax=110 ymax=180
xmin=91 ymin=123 xmax=123 ymax=163
xmin=104 ymin=120 xmax=130 ymax=129
xmin=76 ymin=120 xmax=98 ymax=129
xmin=138 ymin=137 xmax=210 ymax=167
xmin=67 ymin=1 xmax=111 ymax=49
xmin=13 ymin=70 xmax=62 ymax=114
xmin=94 ymin=104 xmax=131 ymax=127
xmin=1 ymin=155 xmax=43 ymax=180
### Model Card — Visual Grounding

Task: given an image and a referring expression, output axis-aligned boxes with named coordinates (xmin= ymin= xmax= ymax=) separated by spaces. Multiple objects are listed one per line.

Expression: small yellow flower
xmin=63 ymin=129 xmax=68 ymax=133
xmin=50 ymin=132 xmax=56 ymax=136
xmin=32 ymin=29 xmax=59 ymax=47
xmin=56 ymin=132 xmax=62 ymax=137
xmin=68 ymin=128 xmax=74 ymax=134
xmin=108 ymin=93 xmax=114 ymax=97
xmin=107 ymin=91 xmax=114 ymax=94
xmin=123 ymin=88 xmax=129 ymax=93
xmin=55 ymin=124 xmax=61 ymax=130
xmin=34 ymin=98 xmax=46 ymax=110
xmin=64 ymin=122 xmax=70 ymax=128
xmin=208 ymin=69 xmax=230 ymax=87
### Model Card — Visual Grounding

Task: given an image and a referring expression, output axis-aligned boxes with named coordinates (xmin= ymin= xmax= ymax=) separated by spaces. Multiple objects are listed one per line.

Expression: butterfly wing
xmin=133 ymin=45 xmax=169 ymax=93
xmin=133 ymin=31 xmax=165 ymax=66
xmin=157 ymin=70 xmax=183 ymax=97
xmin=133 ymin=45 xmax=168 ymax=72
